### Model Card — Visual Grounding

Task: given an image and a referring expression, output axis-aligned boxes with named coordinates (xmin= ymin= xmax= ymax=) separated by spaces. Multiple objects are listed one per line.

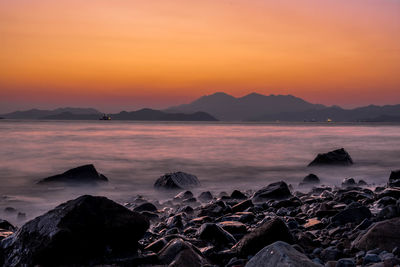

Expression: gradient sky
xmin=1 ymin=0 xmax=399 ymax=112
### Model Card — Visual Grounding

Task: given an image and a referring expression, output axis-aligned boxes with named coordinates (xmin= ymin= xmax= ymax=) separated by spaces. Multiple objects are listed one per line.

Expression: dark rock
xmin=197 ymin=223 xmax=236 ymax=246
xmin=358 ymin=179 xmax=367 ymax=186
xmin=198 ymin=191 xmax=213 ymax=202
xmin=231 ymin=190 xmax=247 ymax=199
xmin=331 ymin=206 xmax=371 ymax=225
xmin=198 ymin=201 xmax=227 ymax=217
xmin=353 ymin=217 xmax=400 ymax=252
xmin=158 ymin=238 xmax=206 ymax=266
xmin=16 ymin=212 xmax=26 ymax=220
xmin=218 ymin=221 xmax=247 ymax=235
xmin=133 ymin=202 xmax=157 ymax=212
xmin=355 ymin=218 xmax=372 ymax=230
xmin=363 ymin=254 xmax=381 ymax=265
xmin=231 ymin=199 xmax=253 ymax=213
xmin=144 ymin=238 xmax=168 ymax=253
xmin=174 ymin=190 xmax=194 ymax=200
xmin=252 ymin=181 xmax=292 ymax=202
xmin=336 ymin=258 xmax=355 ymax=267
xmin=4 ymin=207 xmax=16 ymax=214
xmin=154 ymin=172 xmax=200 ymax=190
xmin=389 ymin=170 xmax=400 ymax=187
xmin=140 ymin=211 xmax=159 ymax=221
xmin=300 ymin=174 xmax=320 ymax=185
xmin=37 ymin=164 xmax=108 ymax=184
xmin=167 ymin=214 xmax=184 ymax=229
xmin=308 ymin=148 xmax=353 ymax=166
xmin=320 ymin=246 xmax=341 ymax=261
xmin=378 ymin=188 xmax=400 ymax=199
xmin=244 ymin=241 xmax=321 ymax=267
xmin=0 ymin=195 xmax=149 ymax=267
xmin=377 ymin=205 xmax=398 ymax=220
xmin=0 ymin=220 xmax=16 ymax=232
xmin=341 ymin=178 xmax=356 ymax=187
xmin=234 ymin=217 xmax=293 ymax=257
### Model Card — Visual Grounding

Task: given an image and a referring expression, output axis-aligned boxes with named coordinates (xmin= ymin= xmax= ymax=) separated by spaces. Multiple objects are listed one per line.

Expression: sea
xmin=1 ymin=120 xmax=399 ymax=225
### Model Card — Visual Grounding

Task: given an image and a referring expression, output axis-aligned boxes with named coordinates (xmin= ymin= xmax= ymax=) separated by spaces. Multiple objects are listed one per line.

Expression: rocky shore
xmin=1 ymin=149 xmax=400 ymax=266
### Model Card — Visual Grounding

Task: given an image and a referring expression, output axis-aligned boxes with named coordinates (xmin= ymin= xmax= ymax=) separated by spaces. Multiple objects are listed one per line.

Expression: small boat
xmin=326 ymin=118 xmax=332 ymax=122
xmin=99 ymin=114 xmax=111 ymax=120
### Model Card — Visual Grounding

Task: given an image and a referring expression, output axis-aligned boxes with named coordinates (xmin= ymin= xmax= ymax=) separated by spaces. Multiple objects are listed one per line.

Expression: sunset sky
xmin=1 ymin=0 xmax=399 ymax=113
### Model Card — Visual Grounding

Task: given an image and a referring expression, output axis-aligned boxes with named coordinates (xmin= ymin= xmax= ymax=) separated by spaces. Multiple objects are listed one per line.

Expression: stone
xmin=320 ymin=246 xmax=341 ymax=262
xmin=336 ymin=258 xmax=355 ymax=267
xmin=353 ymin=217 xmax=400 ymax=252
xmin=231 ymin=190 xmax=247 ymax=199
xmin=197 ymin=223 xmax=236 ymax=246
xmin=158 ymin=238 xmax=206 ymax=266
xmin=0 ymin=220 xmax=16 ymax=232
xmin=218 ymin=221 xmax=247 ymax=235
xmin=133 ymin=202 xmax=158 ymax=212
xmin=0 ymin=195 xmax=149 ymax=267
xmin=252 ymin=181 xmax=292 ymax=202
xmin=37 ymin=164 xmax=108 ymax=184
xmin=389 ymin=170 xmax=400 ymax=187
xmin=363 ymin=254 xmax=381 ymax=265
xmin=234 ymin=217 xmax=294 ymax=257
xmin=331 ymin=206 xmax=371 ymax=225
xmin=198 ymin=191 xmax=213 ymax=202
xmin=244 ymin=241 xmax=322 ymax=267
xmin=301 ymin=174 xmax=321 ymax=185
xmin=308 ymin=148 xmax=353 ymax=166
xmin=231 ymin=199 xmax=253 ymax=213
xmin=174 ymin=190 xmax=194 ymax=200
xmin=341 ymin=178 xmax=356 ymax=187
xmin=144 ymin=238 xmax=168 ymax=253
xmin=154 ymin=172 xmax=200 ymax=190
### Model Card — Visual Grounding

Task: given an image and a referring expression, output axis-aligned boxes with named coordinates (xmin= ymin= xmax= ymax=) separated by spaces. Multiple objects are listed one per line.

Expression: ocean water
xmin=1 ymin=120 xmax=400 ymax=225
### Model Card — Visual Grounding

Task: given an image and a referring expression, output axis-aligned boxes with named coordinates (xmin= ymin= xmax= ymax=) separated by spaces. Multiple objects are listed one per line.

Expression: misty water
xmin=1 ymin=120 xmax=400 ymax=226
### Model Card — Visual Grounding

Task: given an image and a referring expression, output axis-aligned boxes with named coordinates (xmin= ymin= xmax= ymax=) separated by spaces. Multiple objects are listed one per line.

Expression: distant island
xmin=2 ymin=92 xmax=400 ymax=122
xmin=0 ymin=107 xmax=218 ymax=121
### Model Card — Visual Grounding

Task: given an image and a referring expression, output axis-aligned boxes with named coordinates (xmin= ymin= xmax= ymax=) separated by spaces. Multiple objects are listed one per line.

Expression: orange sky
xmin=1 ymin=0 xmax=399 ymax=112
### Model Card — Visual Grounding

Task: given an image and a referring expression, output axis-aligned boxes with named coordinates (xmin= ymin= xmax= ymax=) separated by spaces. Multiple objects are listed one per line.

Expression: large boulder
xmin=308 ymin=148 xmax=353 ymax=166
xmin=0 ymin=195 xmax=149 ymax=266
xmin=389 ymin=170 xmax=400 ymax=187
xmin=233 ymin=217 xmax=294 ymax=257
xmin=154 ymin=172 xmax=200 ymax=190
xmin=353 ymin=217 xmax=400 ymax=252
xmin=245 ymin=241 xmax=322 ymax=267
xmin=158 ymin=238 xmax=207 ymax=267
xmin=37 ymin=164 xmax=108 ymax=184
xmin=331 ymin=206 xmax=371 ymax=225
xmin=252 ymin=181 xmax=292 ymax=202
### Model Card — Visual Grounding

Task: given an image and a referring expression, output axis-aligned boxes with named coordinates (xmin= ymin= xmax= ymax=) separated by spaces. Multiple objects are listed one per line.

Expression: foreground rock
xmin=353 ymin=217 xmax=400 ymax=252
xmin=37 ymin=164 xmax=108 ymax=184
xmin=158 ymin=238 xmax=207 ymax=266
xmin=245 ymin=241 xmax=321 ymax=267
xmin=154 ymin=172 xmax=200 ymax=190
xmin=308 ymin=148 xmax=353 ymax=166
xmin=252 ymin=181 xmax=292 ymax=202
xmin=1 ymin=195 xmax=149 ymax=266
xmin=389 ymin=170 xmax=400 ymax=187
xmin=234 ymin=217 xmax=293 ymax=257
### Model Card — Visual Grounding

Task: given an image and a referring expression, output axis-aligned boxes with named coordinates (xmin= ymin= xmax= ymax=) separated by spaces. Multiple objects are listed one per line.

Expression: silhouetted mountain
xmin=362 ymin=114 xmax=400 ymax=122
xmin=111 ymin=109 xmax=218 ymax=121
xmin=253 ymin=104 xmax=400 ymax=122
xmin=166 ymin=92 xmax=325 ymax=121
xmin=42 ymin=112 xmax=100 ymax=120
xmin=1 ymin=108 xmax=101 ymax=119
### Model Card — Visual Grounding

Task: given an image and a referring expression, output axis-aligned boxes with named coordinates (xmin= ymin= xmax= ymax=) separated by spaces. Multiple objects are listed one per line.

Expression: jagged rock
xmin=158 ymin=238 xmax=207 ymax=266
xmin=245 ymin=241 xmax=322 ymax=267
xmin=197 ymin=223 xmax=236 ymax=246
xmin=308 ymin=148 xmax=353 ymax=166
xmin=353 ymin=217 xmax=400 ymax=252
xmin=331 ymin=206 xmax=371 ymax=225
xmin=37 ymin=164 xmax=108 ymax=184
xmin=252 ymin=181 xmax=292 ymax=202
xmin=0 ymin=195 xmax=149 ymax=267
xmin=154 ymin=172 xmax=200 ymax=190
xmin=234 ymin=217 xmax=293 ymax=257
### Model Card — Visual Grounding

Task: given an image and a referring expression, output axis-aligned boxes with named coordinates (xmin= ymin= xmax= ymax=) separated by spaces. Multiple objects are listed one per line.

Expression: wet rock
xmin=154 ymin=172 xmax=200 ymax=190
xmin=231 ymin=190 xmax=247 ymax=199
xmin=389 ymin=170 xmax=400 ymax=187
xmin=378 ymin=188 xmax=400 ymax=199
xmin=145 ymin=238 xmax=168 ymax=253
xmin=174 ymin=190 xmax=194 ymax=200
xmin=252 ymin=181 xmax=292 ymax=202
xmin=358 ymin=179 xmax=367 ymax=186
xmin=331 ymin=206 xmax=371 ymax=225
xmin=218 ymin=221 xmax=247 ymax=235
xmin=363 ymin=254 xmax=381 ymax=265
xmin=377 ymin=205 xmax=398 ymax=220
xmin=133 ymin=202 xmax=158 ymax=212
xmin=0 ymin=220 xmax=16 ymax=232
xmin=158 ymin=238 xmax=206 ymax=266
xmin=308 ymin=148 xmax=353 ymax=166
xmin=234 ymin=217 xmax=293 ymax=257
xmin=353 ymin=217 xmax=400 ymax=252
xmin=320 ymin=246 xmax=341 ymax=262
xmin=231 ymin=199 xmax=253 ymax=213
xmin=198 ymin=201 xmax=227 ymax=217
xmin=245 ymin=241 xmax=321 ymax=267
xmin=300 ymin=174 xmax=321 ymax=185
xmin=222 ymin=212 xmax=255 ymax=223
xmin=341 ymin=178 xmax=356 ymax=187
xmin=197 ymin=223 xmax=236 ymax=246
xmin=354 ymin=218 xmax=372 ymax=231
xmin=0 ymin=195 xmax=149 ymax=267
xmin=167 ymin=214 xmax=184 ymax=229
xmin=198 ymin=191 xmax=213 ymax=202
xmin=336 ymin=258 xmax=355 ymax=267
xmin=37 ymin=164 xmax=108 ymax=184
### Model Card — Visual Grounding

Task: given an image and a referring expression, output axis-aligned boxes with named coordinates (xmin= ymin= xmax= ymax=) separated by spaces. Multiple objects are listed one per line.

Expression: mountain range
xmin=1 ymin=92 xmax=400 ymax=122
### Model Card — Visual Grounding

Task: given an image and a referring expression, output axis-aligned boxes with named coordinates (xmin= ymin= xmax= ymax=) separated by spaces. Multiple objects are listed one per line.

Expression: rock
xmin=244 ymin=241 xmax=322 ymax=267
xmin=300 ymin=174 xmax=321 ymax=185
xmin=320 ymin=246 xmax=341 ymax=262
xmin=0 ymin=220 xmax=16 ymax=232
xmin=363 ymin=254 xmax=381 ymax=265
xmin=174 ymin=190 xmax=194 ymax=200
xmin=358 ymin=179 xmax=367 ymax=186
xmin=37 ymin=164 xmax=108 ymax=184
xmin=377 ymin=205 xmax=398 ymax=220
xmin=154 ymin=172 xmax=200 ymax=190
xmin=158 ymin=238 xmax=206 ymax=266
xmin=331 ymin=206 xmax=371 ymax=225
xmin=198 ymin=201 xmax=227 ymax=217
xmin=353 ymin=217 xmax=400 ymax=252
xmin=336 ymin=258 xmax=355 ymax=267
xmin=197 ymin=223 xmax=236 ymax=246
xmin=389 ymin=170 xmax=400 ymax=187
xmin=144 ymin=238 xmax=168 ymax=253
xmin=4 ymin=207 xmax=16 ymax=214
xmin=341 ymin=178 xmax=356 ymax=187
xmin=308 ymin=148 xmax=353 ymax=166
xmin=252 ymin=181 xmax=292 ymax=202
xmin=133 ymin=202 xmax=158 ymax=212
xmin=198 ymin=191 xmax=213 ymax=202
xmin=0 ymin=195 xmax=149 ymax=266
xmin=218 ymin=221 xmax=247 ymax=235
xmin=234 ymin=217 xmax=294 ymax=257
xmin=231 ymin=190 xmax=247 ymax=199
xmin=231 ymin=199 xmax=253 ymax=213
